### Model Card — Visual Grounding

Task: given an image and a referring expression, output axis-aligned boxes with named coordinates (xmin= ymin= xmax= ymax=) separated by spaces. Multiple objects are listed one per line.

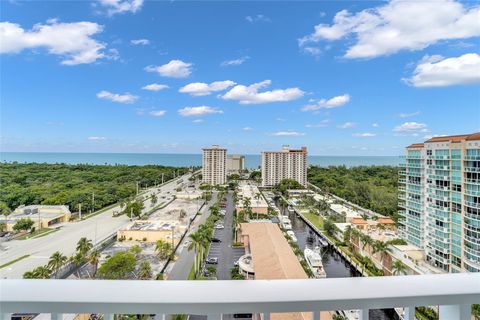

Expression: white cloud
xmin=243 ymin=127 xmax=254 ymax=131
xmin=145 ymin=60 xmax=193 ymax=78
xmin=0 ymin=20 xmax=107 ymax=65
xmin=271 ymin=131 xmax=305 ymax=137
xmin=221 ymin=80 xmax=304 ymax=105
xmin=306 ymin=119 xmax=330 ymax=128
xmin=96 ymin=90 xmax=138 ymax=103
xmin=142 ymin=83 xmax=169 ymax=91
xmin=353 ymin=132 xmax=376 ymax=138
xmin=221 ymin=56 xmax=250 ymax=66
xmin=149 ymin=110 xmax=166 ymax=117
xmin=299 ymin=0 xmax=480 ymax=59
xmin=245 ymin=14 xmax=271 ymax=23
xmin=372 ymin=123 xmax=379 ymax=127
xmin=192 ymin=119 xmax=204 ymax=123
xmin=88 ymin=136 xmax=107 ymax=141
xmin=179 ymin=80 xmax=236 ymax=96
xmin=399 ymin=111 xmax=420 ymax=118
xmin=338 ymin=122 xmax=356 ymax=129
xmin=97 ymin=0 xmax=143 ymax=16
xmin=394 ymin=122 xmax=428 ymax=133
xmin=301 ymin=94 xmax=350 ymax=111
xmin=403 ymin=53 xmax=480 ymax=87
xmin=178 ymin=106 xmax=223 ymax=117
xmin=131 ymin=38 xmax=149 ymax=45
xmin=302 ymin=47 xmax=322 ymax=56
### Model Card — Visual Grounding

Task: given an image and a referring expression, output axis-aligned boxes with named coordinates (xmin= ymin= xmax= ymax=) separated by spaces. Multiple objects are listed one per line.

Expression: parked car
xmin=214 ymin=224 xmax=224 ymax=229
xmin=211 ymin=237 xmax=222 ymax=243
xmin=206 ymin=257 xmax=218 ymax=264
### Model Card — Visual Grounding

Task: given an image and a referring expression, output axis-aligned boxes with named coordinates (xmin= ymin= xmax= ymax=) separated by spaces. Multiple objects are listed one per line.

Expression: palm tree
xmin=89 ymin=250 xmax=101 ymax=278
xmin=360 ymin=234 xmax=374 ymax=254
xmin=76 ymin=237 xmax=93 ymax=257
xmin=391 ymin=260 xmax=408 ymax=276
xmin=48 ymin=251 xmax=68 ymax=278
xmin=373 ymin=240 xmax=391 ymax=266
xmin=188 ymin=232 xmax=204 ymax=276
xmin=138 ymin=260 xmax=152 ymax=279
xmin=242 ymin=197 xmax=252 ymax=213
xmin=343 ymin=225 xmax=353 ymax=243
xmin=33 ymin=266 xmax=52 ymax=279
xmin=70 ymin=252 xmax=85 ymax=267
xmin=360 ymin=213 xmax=369 ymax=221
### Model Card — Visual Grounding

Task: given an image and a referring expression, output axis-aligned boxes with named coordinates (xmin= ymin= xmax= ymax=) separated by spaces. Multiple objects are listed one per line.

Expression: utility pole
xmin=136 ymin=181 xmax=139 ymax=195
xmin=161 ymin=173 xmax=164 ymax=184
xmin=171 ymin=226 xmax=175 ymax=257
xmin=92 ymin=193 xmax=95 ymax=213
xmin=79 ymin=203 xmax=82 ymax=221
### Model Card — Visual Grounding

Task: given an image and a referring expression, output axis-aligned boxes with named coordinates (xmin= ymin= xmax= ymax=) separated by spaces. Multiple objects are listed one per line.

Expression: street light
xmin=171 ymin=226 xmax=175 ymax=259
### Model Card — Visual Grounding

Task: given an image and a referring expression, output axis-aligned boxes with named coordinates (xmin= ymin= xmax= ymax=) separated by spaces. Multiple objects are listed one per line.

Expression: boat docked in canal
xmin=304 ymin=246 xmax=327 ymax=278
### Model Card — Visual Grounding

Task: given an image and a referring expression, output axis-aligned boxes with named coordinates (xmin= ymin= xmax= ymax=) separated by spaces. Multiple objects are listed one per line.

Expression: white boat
xmin=282 ymin=221 xmax=292 ymax=230
xmin=318 ymin=237 xmax=329 ymax=247
xmin=286 ymin=230 xmax=297 ymax=242
xmin=304 ymin=246 xmax=327 ymax=278
xmin=281 ymin=216 xmax=292 ymax=230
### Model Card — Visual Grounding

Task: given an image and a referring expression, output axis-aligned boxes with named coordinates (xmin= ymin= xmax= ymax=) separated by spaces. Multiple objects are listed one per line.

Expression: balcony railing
xmin=1 ymin=274 xmax=480 ymax=320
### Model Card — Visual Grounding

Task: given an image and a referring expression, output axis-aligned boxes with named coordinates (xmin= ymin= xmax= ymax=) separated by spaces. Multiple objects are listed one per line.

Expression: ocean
xmin=0 ymin=152 xmax=400 ymax=168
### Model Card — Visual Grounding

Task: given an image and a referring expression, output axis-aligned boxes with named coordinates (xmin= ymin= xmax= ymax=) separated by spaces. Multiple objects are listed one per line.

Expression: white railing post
xmin=439 ymin=304 xmax=470 ymax=320
xmin=52 ymin=314 xmax=63 ymax=320
xmin=359 ymin=309 xmax=369 ymax=320
xmin=207 ymin=314 xmax=222 ymax=320
xmin=312 ymin=311 xmax=320 ymax=320
xmin=404 ymin=306 xmax=416 ymax=320
xmin=103 ymin=314 xmax=114 ymax=320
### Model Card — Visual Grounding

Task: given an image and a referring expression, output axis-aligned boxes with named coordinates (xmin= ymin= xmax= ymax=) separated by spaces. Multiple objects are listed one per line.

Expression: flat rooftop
xmin=330 ymin=203 xmax=360 ymax=218
xmin=124 ymin=220 xmax=182 ymax=232
xmin=240 ymin=222 xmax=330 ymax=320
xmin=240 ymin=222 xmax=307 ymax=280
xmin=237 ymin=183 xmax=268 ymax=208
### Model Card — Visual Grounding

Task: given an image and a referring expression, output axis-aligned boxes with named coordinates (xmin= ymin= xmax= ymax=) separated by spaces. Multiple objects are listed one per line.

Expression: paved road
xmin=0 ymin=173 xmax=191 ymax=279
xmin=215 ymin=192 xmax=235 ymax=280
xmin=167 ymin=193 xmax=218 ymax=280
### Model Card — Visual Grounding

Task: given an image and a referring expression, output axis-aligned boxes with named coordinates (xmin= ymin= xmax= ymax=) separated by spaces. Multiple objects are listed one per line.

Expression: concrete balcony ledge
xmin=1 ymin=274 xmax=479 ymax=319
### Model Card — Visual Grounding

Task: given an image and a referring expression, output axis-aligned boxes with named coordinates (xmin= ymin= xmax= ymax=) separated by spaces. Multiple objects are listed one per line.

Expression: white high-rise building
xmin=261 ymin=145 xmax=307 ymax=187
xmin=202 ymin=145 xmax=227 ymax=185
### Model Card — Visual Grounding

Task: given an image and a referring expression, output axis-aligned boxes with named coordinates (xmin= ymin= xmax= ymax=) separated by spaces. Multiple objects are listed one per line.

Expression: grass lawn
xmin=16 ymin=228 xmax=54 ymax=240
xmin=0 ymin=254 xmax=30 ymax=269
xmin=301 ymin=210 xmax=325 ymax=230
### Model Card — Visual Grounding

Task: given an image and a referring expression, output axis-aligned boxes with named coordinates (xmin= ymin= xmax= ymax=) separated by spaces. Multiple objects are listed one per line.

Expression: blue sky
xmin=1 ymin=0 xmax=479 ymax=155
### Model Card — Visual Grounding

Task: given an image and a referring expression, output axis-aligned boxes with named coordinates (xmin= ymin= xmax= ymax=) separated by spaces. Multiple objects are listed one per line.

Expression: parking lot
xmin=202 ymin=192 xmax=245 ymax=280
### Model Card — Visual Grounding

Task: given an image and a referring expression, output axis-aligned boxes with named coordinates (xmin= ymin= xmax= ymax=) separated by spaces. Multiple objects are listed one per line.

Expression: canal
xmin=286 ymin=209 xmax=398 ymax=320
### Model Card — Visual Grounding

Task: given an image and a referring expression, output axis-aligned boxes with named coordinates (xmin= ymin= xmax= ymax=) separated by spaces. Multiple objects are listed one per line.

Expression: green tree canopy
xmin=97 ymin=251 xmax=136 ymax=280
xmin=276 ymin=179 xmax=304 ymax=195
xmin=13 ymin=218 xmax=34 ymax=232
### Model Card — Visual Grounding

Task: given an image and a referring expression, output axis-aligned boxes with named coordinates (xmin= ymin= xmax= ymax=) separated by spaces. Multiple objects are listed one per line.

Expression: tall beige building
xmin=202 ymin=145 xmax=227 ymax=185
xmin=261 ymin=146 xmax=308 ymax=187
xmin=227 ymin=154 xmax=245 ymax=174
